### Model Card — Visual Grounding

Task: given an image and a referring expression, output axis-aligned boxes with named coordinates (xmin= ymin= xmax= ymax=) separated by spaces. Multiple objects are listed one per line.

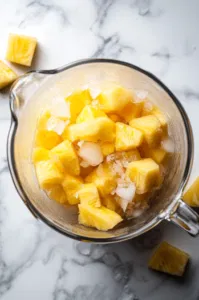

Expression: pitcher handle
xmin=168 ymin=199 xmax=199 ymax=236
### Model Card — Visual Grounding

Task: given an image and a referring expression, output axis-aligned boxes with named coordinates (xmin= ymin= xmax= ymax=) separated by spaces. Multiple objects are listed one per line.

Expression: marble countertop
xmin=1 ymin=0 xmax=199 ymax=299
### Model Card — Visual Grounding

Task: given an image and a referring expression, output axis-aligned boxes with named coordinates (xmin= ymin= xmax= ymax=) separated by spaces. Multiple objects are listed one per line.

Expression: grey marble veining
xmin=0 ymin=0 xmax=199 ymax=299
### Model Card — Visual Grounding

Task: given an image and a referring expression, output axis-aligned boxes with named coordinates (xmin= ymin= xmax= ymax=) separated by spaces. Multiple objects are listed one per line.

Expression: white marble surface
xmin=1 ymin=0 xmax=199 ymax=299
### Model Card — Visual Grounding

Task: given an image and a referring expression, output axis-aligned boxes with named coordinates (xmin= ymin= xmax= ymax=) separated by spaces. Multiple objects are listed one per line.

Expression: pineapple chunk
xmin=78 ymin=204 xmax=123 ymax=231
xmin=79 ymin=183 xmax=101 ymax=207
xmin=62 ymin=174 xmax=83 ymax=205
xmin=65 ymin=89 xmax=92 ymax=122
xmin=102 ymin=195 xmax=123 ymax=215
xmin=97 ymin=86 xmax=132 ymax=113
xmin=66 ymin=117 xmax=115 ymax=143
xmin=140 ymin=144 xmax=167 ymax=164
xmin=183 ymin=177 xmax=199 ymax=207
xmin=46 ymin=184 xmax=67 ymax=204
xmin=0 ymin=60 xmax=17 ymax=89
xmin=76 ymin=105 xmax=106 ymax=123
xmin=51 ymin=140 xmax=80 ymax=176
xmin=80 ymin=165 xmax=94 ymax=178
xmin=100 ymin=142 xmax=115 ymax=156
xmin=119 ymin=101 xmax=144 ymax=122
xmin=130 ymin=115 xmax=162 ymax=148
xmin=32 ymin=147 xmax=50 ymax=163
xmin=142 ymin=101 xmax=167 ymax=133
xmin=35 ymin=130 xmax=62 ymax=150
xmin=35 ymin=111 xmax=62 ymax=149
xmin=6 ymin=33 xmax=37 ymax=67
xmin=148 ymin=241 xmax=189 ymax=276
xmin=35 ymin=160 xmax=64 ymax=189
xmin=115 ymin=122 xmax=143 ymax=151
xmin=108 ymin=114 xmax=122 ymax=122
xmin=85 ymin=164 xmax=117 ymax=197
xmin=126 ymin=158 xmax=160 ymax=194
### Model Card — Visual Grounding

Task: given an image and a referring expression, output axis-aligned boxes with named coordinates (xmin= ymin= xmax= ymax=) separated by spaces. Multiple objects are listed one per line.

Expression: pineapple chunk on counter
xmin=130 ymin=115 xmax=162 ymax=148
xmin=0 ymin=60 xmax=17 ymax=89
xmin=51 ymin=140 xmax=80 ymax=176
xmin=76 ymin=105 xmax=106 ymax=123
xmin=46 ymin=184 xmax=67 ymax=204
xmin=126 ymin=158 xmax=161 ymax=194
xmin=115 ymin=122 xmax=143 ymax=151
xmin=78 ymin=204 xmax=123 ymax=231
xmin=183 ymin=176 xmax=199 ymax=207
xmin=32 ymin=147 xmax=50 ymax=163
xmin=65 ymin=89 xmax=92 ymax=123
xmin=65 ymin=117 xmax=115 ymax=143
xmin=62 ymin=174 xmax=83 ymax=205
xmin=148 ymin=241 xmax=189 ymax=276
xmin=35 ymin=160 xmax=64 ymax=189
xmin=6 ymin=33 xmax=37 ymax=66
xmin=79 ymin=183 xmax=101 ymax=207
xmin=97 ymin=85 xmax=132 ymax=113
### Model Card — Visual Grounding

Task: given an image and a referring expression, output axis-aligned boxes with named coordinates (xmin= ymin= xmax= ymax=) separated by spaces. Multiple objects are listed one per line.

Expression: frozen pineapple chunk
xmin=100 ymin=142 xmax=115 ymax=156
xmin=32 ymin=147 xmax=50 ymax=163
xmin=35 ymin=160 xmax=64 ymax=189
xmin=76 ymin=105 xmax=106 ymax=123
xmin=142 ymin=101 xmax=167 ymax=133
xmin=85 ymin=163 xmax=117 ymax=197
xmin=78 ymin=204 xmax=123 ymax=231
xmin=35 ymin=130 xmax=62 ymax=150
xmin=79 ymin=183 xmax=101 ymax=207
xmin=0 ymin=60 xmax=17 ymax=89
xmin=130 ymin=115 xmax=162 ymax=148
xmin=6 ymin=33 xmax=37 ymax=66
xmin=119 ymin=101 xmax=144 ymax=122
xmin=51 ymin=140 xmax=80 ymax=176
xmin=97 ymin=86 xmax=132 ymax=113
xmin=46 ymin=184 xmax=67 ymax=204
xmin=65 ymin=89 xmax=92 ymax=123
xmin=126 ymin=158 xmax=160 ymax=194
xmin=108 ymin=114 xmax=122 ymax=122
xmin=183 ymin=177 xmax=199 ymax=207
xmin=65 ymin=117 xmax=115 ymax=143
xmin=62 ymin=174 xmax=83 ymax=205
xmin=148 ymin=241 xmax=189 ymax=276
xmin=115 ymin=122 xmax=143 ymax=151
xmin=140 ymin=144 xmax=167 ymax=164
xmin=102 ymin=195 xmax=123 ymax=215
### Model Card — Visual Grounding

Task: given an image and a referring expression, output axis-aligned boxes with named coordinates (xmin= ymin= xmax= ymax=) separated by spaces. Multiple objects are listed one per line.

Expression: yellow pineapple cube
xmin=140 ymin=144 xmax=167 ymax=164
xmin=0 ymin=60 xmax=17 ymax=89
xmin=46 ymin=184 xmax=67 ymax=204
xmin=66 ymin=117 xmax=115 ymax=143
xmin=78 ymin=204 xmax=123 ymax=231
xmin=97 ymin=86 xmax=132 ymax=113
xmin=35 ymin=130 xmax=62 ymax=150
xmin=115 ymin=122 xmax=143 ymax=151
xmin=85 ymin=164 xmax=117 ymax=197
xmin=32 ymin=147 xmax=50 ymax=163
xmin=119 ymin=101 xmax=144 ymax=122
xmin=108 ymin=114 xmax=122 ymax=122
xmin=130 ymin=115 xmax=162 ymax=147
xmin=35 ymin=111 xmax=62 ymax=149
xmin=142 ymin=102 xmax=168 ymax=133
xmin=183 ymin=177 xmax=199 ymax=206
xmin=35 ymin=160 xmax=64 ymax=189
xmin=6 ymin=33 xmax=37 ymax=67
xmin=62 ymin=174 xmax=83 ymax=205
xmin=79 ymin=183 xmax=101 ymax=207
xmin=76 ymin=105 xmax=106 ymax=123
xmin=101 ymin=195 xmax=122 ymax=215
xmin=65 ymin=89 xmax=92 ymax=123
xmin=100 ymin=142 xmax=115 ymax=156
xmin=51 ymin=140 xmax=80 ymax=176
xmin=148 ymin=241 xmax=189 ymax=276
xmin=126 ymin=158 xmax=160 ymax=194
